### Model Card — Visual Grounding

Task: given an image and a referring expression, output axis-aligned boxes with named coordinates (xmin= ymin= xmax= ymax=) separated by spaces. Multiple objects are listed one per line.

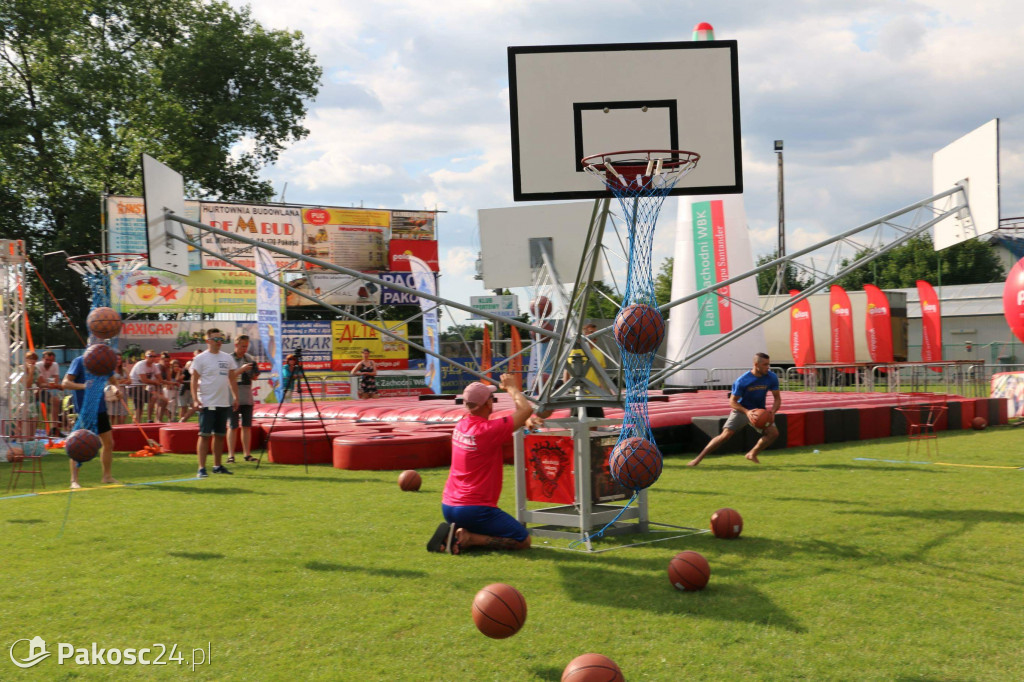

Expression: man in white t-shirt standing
xmin=190 ymin=328 xmax=240 ymax=478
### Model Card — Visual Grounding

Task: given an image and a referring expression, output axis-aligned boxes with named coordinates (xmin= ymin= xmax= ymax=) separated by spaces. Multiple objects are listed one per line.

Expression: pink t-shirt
xmin=442 ymin=414 xmax=514 ymax=508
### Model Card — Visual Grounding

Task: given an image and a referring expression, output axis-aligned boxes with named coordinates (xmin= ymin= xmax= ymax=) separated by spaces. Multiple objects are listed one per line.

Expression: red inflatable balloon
xmin=1003 ymin=258 xmax=1024 ymax=343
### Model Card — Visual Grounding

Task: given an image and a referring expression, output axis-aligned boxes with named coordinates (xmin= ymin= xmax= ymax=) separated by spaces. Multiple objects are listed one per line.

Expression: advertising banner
xmin=691 ymin=199 xmax=733 ymax=336
xmin=255 ymin=249 xmax=284 ymax=401
xmin=200 ymin=203 xmax=302 ymax=270
xmin=667 ymin=194 xmax=763 ymax=386
xmin=789 ymin=290 xmax=816 ymax=370
xmin=106 ymin=196 xmax=202 ymax=269
xmin=388 ymin=239 xmax=439 ymax=272
xmin=278 ymin=321 xmax=333 ymax=371
xmin=331 ymin=321 xmax=409 ymax=371
xmin=301 ymin=207 xmax=388 ymax=271
xmin=111 ymin=268 xmax=263 ymax=314
xmin=284 ymin=273 xmax=383 ymax=307
xmin=379 ymin=271 xmax=424 ymax=305
xmin=829 ymin=285 xmax=855 ymax=367
xmin=524 ymin=435 xmax=575 ymax=504
xmin=408 ymin=255 xmax=441 ymax=394
xmin=390 ymin=211 xmax=436 ymax=240
xmin=864 ymin=284 xmax=894 ymax=363
xmin=917 ymin=280 xmax=943 ymax=370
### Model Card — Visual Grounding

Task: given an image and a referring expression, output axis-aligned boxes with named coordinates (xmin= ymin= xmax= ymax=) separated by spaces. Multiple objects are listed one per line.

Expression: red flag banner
xmin=829 ymin=285 xmax=855 ymax=369
xmin=481 ymin=324 xmax=493 ymax=382
xmin=509 ymin=326 xmax=523 ymax=390
xmin=864 ymin=284 xmax=894 ymax=363
xmin=1003 ymin=257 xmax=1024 ymax=344
xmin=917 ymin=280 xmax=943 ymax=371
xmin=789 ymin=290 xmax=816 ymax=371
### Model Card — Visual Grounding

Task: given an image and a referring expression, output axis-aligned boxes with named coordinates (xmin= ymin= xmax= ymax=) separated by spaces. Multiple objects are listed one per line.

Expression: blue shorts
xmin=442 ymin=504 xmax=529 ymax=542
xmin=198 ymin=406 xmax=232 ymax=436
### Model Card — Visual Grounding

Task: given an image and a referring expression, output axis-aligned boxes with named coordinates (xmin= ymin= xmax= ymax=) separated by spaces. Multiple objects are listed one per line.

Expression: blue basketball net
xmin=74 ymin=270 xmax=119 ymax=442
xmin=584 ymin=152 xmax=697 ymax=492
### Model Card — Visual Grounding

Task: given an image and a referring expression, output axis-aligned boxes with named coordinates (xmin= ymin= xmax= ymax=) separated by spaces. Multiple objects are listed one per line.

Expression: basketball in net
xmin=66 ymin=429 xmax=102 ymax=463
xmin=530 ymin=296 xmax=552 ymax=318
xmin=613 ymin=303 xmax=665 ymax=354
xmin=86 ymin=307 xmax=122 ymax=339
xmin=83 ymin=343 xmax=119 ymax=376
xmin=609 ymin=436 xmax=663 ymax=490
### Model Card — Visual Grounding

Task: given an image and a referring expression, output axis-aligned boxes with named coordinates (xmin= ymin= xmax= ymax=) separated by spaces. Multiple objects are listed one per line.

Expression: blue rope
xmin=597 ymin=172 xmax=682 ymax=491
xmin=568 ymin=490 xmax=640 ymax=549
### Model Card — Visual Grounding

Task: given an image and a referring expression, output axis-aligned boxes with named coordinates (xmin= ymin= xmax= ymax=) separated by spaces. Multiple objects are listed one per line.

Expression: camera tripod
xmin=256 ymin=348 xmax=332 ymax=473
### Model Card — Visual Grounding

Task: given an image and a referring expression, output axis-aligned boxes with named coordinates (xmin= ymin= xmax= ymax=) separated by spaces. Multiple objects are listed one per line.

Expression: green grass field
xmin=3 ymin=428 xmax=1023 ymax=680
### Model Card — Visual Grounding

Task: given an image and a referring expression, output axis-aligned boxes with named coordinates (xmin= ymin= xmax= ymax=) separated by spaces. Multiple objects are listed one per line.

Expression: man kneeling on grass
xmin=428 ymin=373 xmax=543 ymax=554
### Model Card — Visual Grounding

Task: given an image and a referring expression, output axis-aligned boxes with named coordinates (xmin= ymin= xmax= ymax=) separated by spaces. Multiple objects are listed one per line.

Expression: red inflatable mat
xmin=159 ymin=423 xmax=199 ymax=454
xmin=267 ymin=430 xmax=334 ymax=465
xmin=252 ymin=403 xmax=302 ymax=419
xmin=332 ymin=431 xmax=452 ymax=470
xmin=111 ymin=423 xmax=165 ymax=452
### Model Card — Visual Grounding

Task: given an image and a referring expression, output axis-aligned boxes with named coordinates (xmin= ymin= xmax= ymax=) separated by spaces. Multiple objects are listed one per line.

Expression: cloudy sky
xmin=230 ymin=0 xmax=1024 ymax=322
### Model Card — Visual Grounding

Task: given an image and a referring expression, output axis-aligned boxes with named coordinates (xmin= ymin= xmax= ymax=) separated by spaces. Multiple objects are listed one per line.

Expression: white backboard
xmin=478 ymin=201 xmax=602 ymax=289
xmin=932 ymin=119 xmax=1000 ymax=250
xmin=142 ymin=153 xmax=189 ymax=275
xmin=508 ymin=41 xmax=742 ymax=201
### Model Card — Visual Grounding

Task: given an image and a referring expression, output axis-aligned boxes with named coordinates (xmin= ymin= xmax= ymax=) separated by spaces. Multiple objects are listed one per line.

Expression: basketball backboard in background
xmin=141 ymin=153 xmax=189 ymax=275
xmin=932 ymin=119 xmax=1000 ymax=251
xmin=478 ymin=201 xmax=602 ymax=289
xmin=508 ymin=41 xmax=742 ymax=201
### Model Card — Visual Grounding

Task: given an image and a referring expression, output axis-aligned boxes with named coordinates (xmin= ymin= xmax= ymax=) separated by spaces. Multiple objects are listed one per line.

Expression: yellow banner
xmin=111 ymin=268 xmax=277 ymax=313
xmin=330 ymin=321 xmax=409 ymax=371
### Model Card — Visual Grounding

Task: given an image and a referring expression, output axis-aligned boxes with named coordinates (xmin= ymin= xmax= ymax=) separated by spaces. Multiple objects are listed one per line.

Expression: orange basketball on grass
xmin=748 ymin=408 xmax=771 ymax=429
xmin=398 ymin=469 xmax=421 ymax=491
xmin=86 ymin=307 xmax=122 ymax=339
xmin=710 ymin=507 xmax=743 ymax=539
xmin=971 ymin=416 xmax=987 ymax=430
xmin=472 ymin=583 xmax=527 ymax=639
xmin=668 ymin=550 xmax=710 ymax=591
xmin=561 ymin=653 xmax=624 ymax=681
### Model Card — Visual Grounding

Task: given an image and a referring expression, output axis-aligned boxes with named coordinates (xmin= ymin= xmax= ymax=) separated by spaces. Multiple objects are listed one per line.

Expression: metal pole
xmin=775 ymin=141 xmax=786 ymax=293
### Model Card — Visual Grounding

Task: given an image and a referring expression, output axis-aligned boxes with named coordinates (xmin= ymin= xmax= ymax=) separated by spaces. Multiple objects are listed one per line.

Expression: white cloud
xmin=231 ymin=0 xmax=1024 ymax=313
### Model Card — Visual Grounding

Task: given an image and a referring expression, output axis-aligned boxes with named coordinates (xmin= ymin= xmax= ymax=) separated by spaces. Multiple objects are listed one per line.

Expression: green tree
xmin=654 ymin=257 xmax=673 ymax=307
xmin=584 ymin=280 xmax=623 ymax=320
xmin=755 ymin=251 xmax=813 ymax=295
xmin=1 ymin=0 xmax=321 ymax=345
xmin=834 ymin=236 xmax=1004 ymax=290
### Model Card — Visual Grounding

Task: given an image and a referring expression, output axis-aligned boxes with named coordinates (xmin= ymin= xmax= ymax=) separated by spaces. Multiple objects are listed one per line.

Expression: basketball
xmin=471 ymin=583 xmax=527 ymax=639
xmin=65 ymin=429 xmax=102 ymax=463
xmin=748 ymin=408 xmax=771 ymax=429
xmin=86 ymin=307 xmax=122 ymax=339
xmin=398 ymin=469 xmax=421 ymax=491
xmin=83 ymin=343 xmax=119 ymax=376
xmin=710 ymin=507 xmax=743 ymax=539
xmin=972 ymin=416 xmax=987 ymax=430
xmin=613 ymin=303 xmax=665 ymax=354
xmin=530 ymin=296 xmax=552 ymax=318
xmin=668 ymin=550 xmax=710 ymax=591
xmin=608 ymin=436 xmax=662 ymax=490
xmin=561 ymin=653 xmax=624 ymax=682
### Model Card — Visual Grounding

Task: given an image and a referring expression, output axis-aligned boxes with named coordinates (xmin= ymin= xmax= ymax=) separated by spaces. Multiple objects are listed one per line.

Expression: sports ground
xmin=3 ymin=425 xmax=1022 ymax=680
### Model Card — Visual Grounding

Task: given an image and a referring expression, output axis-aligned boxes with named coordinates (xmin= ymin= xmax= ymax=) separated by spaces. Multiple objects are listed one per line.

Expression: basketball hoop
xmin=66 ymin=253 xmax=146 ymax=310
xmin=582 ymin=150 xmax=700 ymax=193
xmin=65 ymin=253 xmax=147 ymax=276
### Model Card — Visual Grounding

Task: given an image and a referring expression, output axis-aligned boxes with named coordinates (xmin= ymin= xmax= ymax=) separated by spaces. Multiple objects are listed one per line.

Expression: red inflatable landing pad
xmin=332 ymin=432 xmax=452 ymax=470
